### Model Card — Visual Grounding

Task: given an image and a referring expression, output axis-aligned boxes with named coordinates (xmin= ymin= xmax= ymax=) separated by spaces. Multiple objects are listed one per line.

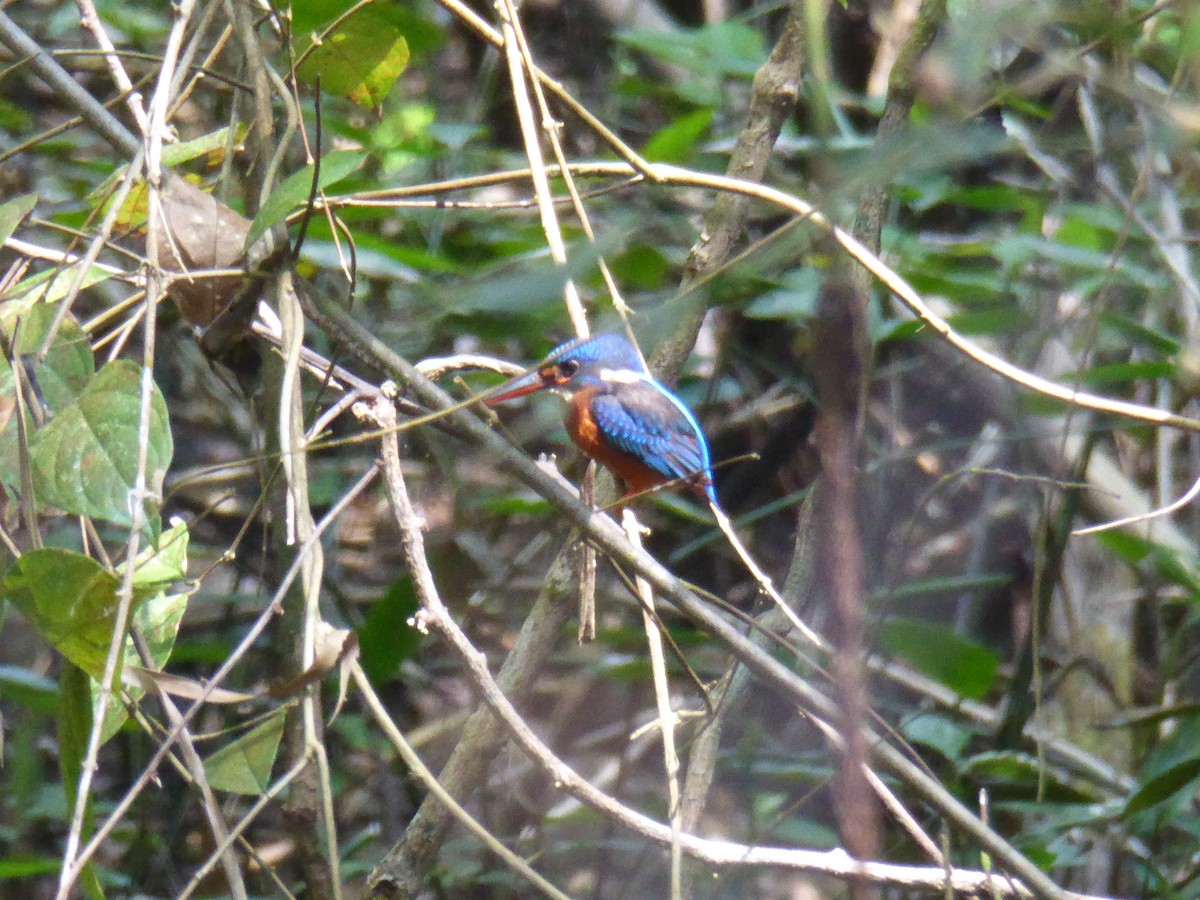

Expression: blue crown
xmin=546 ymin=333 xmax=645 ymax=372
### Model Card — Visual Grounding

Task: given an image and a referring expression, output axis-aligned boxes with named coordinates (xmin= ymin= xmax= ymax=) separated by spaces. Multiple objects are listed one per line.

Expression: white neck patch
xmin=598 ymin=368 xmax=649 ymax=385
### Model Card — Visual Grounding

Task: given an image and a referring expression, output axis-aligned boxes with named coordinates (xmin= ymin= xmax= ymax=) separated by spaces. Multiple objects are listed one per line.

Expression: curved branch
xmin=300 ymin=281 xmax=1071 ymax=899
xmin=333 ymin=161 xmax=1200 ymax=435
xmin=370 ymin=368 xmax=1097 ymax=898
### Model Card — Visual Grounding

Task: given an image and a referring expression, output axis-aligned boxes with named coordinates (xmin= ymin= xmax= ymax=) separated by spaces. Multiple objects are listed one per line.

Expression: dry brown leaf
xmin=151 ymin=175 xmax=250 ymax=331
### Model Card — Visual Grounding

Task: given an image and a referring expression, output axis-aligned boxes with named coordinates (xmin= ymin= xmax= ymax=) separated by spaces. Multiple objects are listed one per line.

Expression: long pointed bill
xmin=483 ymin=369 xmax=547 ymax=405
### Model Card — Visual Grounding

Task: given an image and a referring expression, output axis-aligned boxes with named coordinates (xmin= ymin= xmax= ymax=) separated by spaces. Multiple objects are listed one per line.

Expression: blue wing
xmin=590 ymin=380 xmax=715 ymax=501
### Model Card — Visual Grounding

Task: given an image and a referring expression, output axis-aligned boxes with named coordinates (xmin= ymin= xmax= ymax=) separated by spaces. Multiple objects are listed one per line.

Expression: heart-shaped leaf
xmin=2 ymin=549 xmax=128 ymax=679
xmin=28 ymin=360 xmax=173 ymax=527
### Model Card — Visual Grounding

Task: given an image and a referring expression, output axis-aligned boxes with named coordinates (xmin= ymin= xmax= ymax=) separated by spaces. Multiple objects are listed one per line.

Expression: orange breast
xmin=565 ymin=391 xmax=665 ymax=498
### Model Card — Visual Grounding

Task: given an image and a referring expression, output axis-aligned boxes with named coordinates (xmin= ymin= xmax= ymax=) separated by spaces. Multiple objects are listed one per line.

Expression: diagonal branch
xmin=300 ymin=278 xmax=1071 ymax=899
xmin=653 ymin=0 xmax=805 ymax=382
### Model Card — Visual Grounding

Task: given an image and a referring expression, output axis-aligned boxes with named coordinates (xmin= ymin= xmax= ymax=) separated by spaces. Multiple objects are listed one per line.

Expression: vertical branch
xmin=578 ymin=466 xmax=598 ymax=642
xmin=823 ymin=4 xmax=943 ymax=868
xmin=56 ymin=3 xmax=195 ymax=896
xmin=496 ymin=0 xmax=635 ymax=333
xmin=277 ymin=270 xmax=342 ymax=899
xmin=495 ymin=0 xmax=589 ymax=337
xmin=652 ymin=2 xmax=804 ymax=381
xmin=73 ymin=0 xmax=150 ymax=133
xmin=810 ymin=276 xmax=880 ymax=880
xmin=853 ymin=0 xmax=947 ymax=254
xmin=623 ymin=511 xmax=683 ymax=899
xmin=227 ymin=0 xmax=337 ymax=892
xmin=493 ymin=0 xmax=604 ymax=656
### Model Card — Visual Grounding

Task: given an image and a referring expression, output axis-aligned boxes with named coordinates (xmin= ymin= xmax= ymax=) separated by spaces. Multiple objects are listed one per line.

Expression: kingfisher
xmin=485 ymin=333 xmax=716 ymax=504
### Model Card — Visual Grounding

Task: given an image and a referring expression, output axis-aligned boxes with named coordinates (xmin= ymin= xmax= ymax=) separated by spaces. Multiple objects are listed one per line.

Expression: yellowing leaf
xmin=297 ymin=9 xmax=409 ymax=109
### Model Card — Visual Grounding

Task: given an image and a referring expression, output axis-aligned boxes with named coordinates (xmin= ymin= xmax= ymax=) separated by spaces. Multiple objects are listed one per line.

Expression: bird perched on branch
xmin=485 ymin=333 xmax=716 ymax=504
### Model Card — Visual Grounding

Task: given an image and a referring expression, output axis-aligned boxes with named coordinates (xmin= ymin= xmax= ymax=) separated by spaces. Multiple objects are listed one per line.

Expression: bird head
xmin=485 ymin=333 xmax=645 ymax=404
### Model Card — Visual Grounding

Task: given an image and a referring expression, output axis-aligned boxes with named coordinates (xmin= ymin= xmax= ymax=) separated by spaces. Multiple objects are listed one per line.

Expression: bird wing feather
xmin=589 ymin=384 xmax=709 ymax=485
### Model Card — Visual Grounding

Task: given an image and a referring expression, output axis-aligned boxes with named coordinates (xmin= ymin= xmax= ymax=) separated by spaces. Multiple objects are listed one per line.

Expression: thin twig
xmin=277 ymin=269 xmax=344 ymax=899
xmin=132 ymin=630 xmax=247 ymax=899
xmin=495 ymin=0 xmax=589 ymax=337
xmin=0 ymin=10 xmax=141 ymax=156
xmin=57 ymin=3 xmax=196 ymax=896
xmin=623 ymin=510 xmax=683 ymax=898
xmin=433 ymin=0 xmax=652 ymax=173
xmin=300 ymin=284 xmax=1073 ymax=899
xmin=356 ymin=656 xmax=574 ymax=899
xmin=177 ymin=755 xmax=310 ymax=900
xmin=73 ymin=0 xmax=150 ymax=132
xmin=60 ymin=466 xmax=379 ymax=887
xmin=372 ymin=392 xmax=574 ymax=899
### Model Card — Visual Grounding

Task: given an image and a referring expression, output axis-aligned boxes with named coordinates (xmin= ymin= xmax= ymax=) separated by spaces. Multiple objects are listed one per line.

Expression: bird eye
xmin=558 ymin=359 xmax=580 ymax=378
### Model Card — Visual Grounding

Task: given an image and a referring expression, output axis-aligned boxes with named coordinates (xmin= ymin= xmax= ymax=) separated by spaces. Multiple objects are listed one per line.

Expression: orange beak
xmin=483 ymin=369 xmax=548 ymax=406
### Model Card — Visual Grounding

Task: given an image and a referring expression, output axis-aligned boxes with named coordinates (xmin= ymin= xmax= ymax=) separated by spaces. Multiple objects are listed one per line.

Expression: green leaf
xmin=0 ymin=193 xmax=36 ymax=246
xmin=26 ymin=360 xmax=173 ymax=527
xmin=98 ymin=585 xmax=189 ymax=743
xmin=902 ymin=713 xmax=973 ymax=761
xmin=445 ymin=238 xmax=611 ymax=318
xmin=133 ymin=588 xmax=188 ymax=669
xmin=0 ymin=302 xmax=96 ymax=410
xmin=879 ymin=618 xmax=998 ymax=701
xmin=0 ymin=857 xmax=63 ymax=879
xmin=609 ymin=245 xmax=669 ymax=290
xmin=994 ymin=234 xmax=1165 ymax=288
xmin=91 ymin=125 xmax=245 ymax=209
xmin=292 ymin=0 xmax=442 ymax=56
xmin=616 ymin=23 xmax=765 ymax=77
xmin=643 ymin=108 xmax=713 ymax=163
xmin=58 ymin=661 xmax=93 ymax=805
xmin=105 ymin=520 xmax=189 ymax=739
xmin=1060 ymin=359 xmax=1174 ymax=387
xmin=297 ymin=8 xmax=410 ymax=109
xmin=1124 ymin=756 xmax=1200 ymax=816
xmin=3 ymin=534 xmax=185 ymax=736
xmin=204 ymin=708 xmax=287 ymax=795
xmin=246 ymin=150 xmax=367 ymax=249
xmin=616 ymin=22 xmax=765 ymax=104
xmin=0 ymin=303 xmax=96 ymax=491
xmin=1 ymin=549 xmax=143 ymax=680
xmin=946 ymin=307 xmax=1033 ymax=337
xmin=883 ymin=572 xmax=1013 ymax=602
xmin=0 ymin=263 xmax=117 ymax=325
xmin=291 ymin=0 xmax=358 ymax=34
xmin=744 ymin=269 xmax=821 ymax=320
xmin=962 ymin=750 xmax=1043 ymax=781
xmin=1091 ymin=530 xmax=1157 ymax=565
xmin=1098 ymin=312 xmax=1180 ymax=356
xmin=0 ymin=664 xmax=57 ymax=698
xmin=120 ymin=519 xmax=190 ymax=586
xmin=358 ymin=576 xmax=421 ymax=683
xmin=57 ymin=662 xmax=105 ymax=899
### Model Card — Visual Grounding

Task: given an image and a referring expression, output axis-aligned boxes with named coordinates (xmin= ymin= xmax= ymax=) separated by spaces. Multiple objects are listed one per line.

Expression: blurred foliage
xmin=2 ymin=0 xmax=1200 ymax=897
